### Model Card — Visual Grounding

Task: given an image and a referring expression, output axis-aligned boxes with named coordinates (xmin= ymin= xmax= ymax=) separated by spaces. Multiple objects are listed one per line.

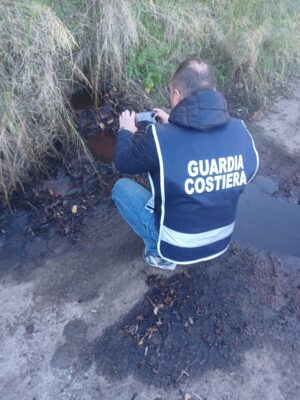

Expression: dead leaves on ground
xmin=120 ymin=274 xmax=196 ymax=349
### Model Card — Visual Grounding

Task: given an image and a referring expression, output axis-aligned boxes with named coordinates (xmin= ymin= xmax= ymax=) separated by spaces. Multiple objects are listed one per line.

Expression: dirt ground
xmin=0 ymin=83 xmax=300 ymax=400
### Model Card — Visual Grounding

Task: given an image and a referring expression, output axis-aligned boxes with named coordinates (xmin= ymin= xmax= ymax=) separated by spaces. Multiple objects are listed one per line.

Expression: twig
xmin=192 ymin=392 xmax=204 ymax=400
xmin=25 ymin=200 xmax=39 ymax=215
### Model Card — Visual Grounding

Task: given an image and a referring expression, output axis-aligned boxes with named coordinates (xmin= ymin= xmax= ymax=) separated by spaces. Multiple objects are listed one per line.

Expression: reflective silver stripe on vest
xmin=161 ymin=222 xmax=235 ymax=248
xmin=145 ymin=173 xmax=155 ymax=213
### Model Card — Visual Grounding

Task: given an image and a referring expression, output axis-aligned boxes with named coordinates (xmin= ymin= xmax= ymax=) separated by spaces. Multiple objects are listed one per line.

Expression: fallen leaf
xmin=108 ymin=99 xmax=117 ymax=107
xmin=158 ymin=278 xmax=168 ymax=287
xmin=25 ymin=324 xmax=34 ymax=334
xmin=250 ymin=109 xmax=265 ymax=122
xmin=98 ymin=122 xmax=105 ymax=130
xmin=107 ymin=118 xmax=114 ymax=125
xmin=164 ymin=296 xmax=173 ymax=305
xmin=184 ymin=394 xmax=192 ymax=400
xmin=72 ymin=205 xmax=78 ymax=214
xmin=63 ymin=227 xmax=70 ymax=235
xmin=153 ymin=304 xmax=164 ymax=315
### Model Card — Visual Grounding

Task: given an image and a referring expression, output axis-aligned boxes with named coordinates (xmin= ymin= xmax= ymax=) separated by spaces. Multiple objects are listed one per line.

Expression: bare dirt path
xmin=0 ymin=84 xmax=300 ymax=400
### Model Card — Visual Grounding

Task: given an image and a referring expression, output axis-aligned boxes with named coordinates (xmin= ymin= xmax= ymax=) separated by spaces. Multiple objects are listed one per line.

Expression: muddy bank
xmin=0 ymin=84 xmax=150 ymax=246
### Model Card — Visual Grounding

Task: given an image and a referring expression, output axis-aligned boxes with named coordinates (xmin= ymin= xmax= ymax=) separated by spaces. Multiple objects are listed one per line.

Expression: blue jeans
xmin=112 ymin=178 xmax=159 ymax=256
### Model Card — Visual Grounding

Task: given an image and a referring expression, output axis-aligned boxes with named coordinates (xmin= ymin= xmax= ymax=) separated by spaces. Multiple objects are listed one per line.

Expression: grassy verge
xmin=126 ymin=0 xmax=300 ymax=103
xmin=45 ymin=0 xmax=300 ymax=99
xmin=0 ymin=1 xmax=85 ymax=202
xmin=1 ymin=0 xmax=299 ymax=200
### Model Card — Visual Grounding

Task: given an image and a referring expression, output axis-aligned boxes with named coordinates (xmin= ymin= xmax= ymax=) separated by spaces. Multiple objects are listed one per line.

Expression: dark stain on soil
xmin=85 ymin=246 xmax=300 ymax=388
xmin=51 ymin=319 xmax=94 ymax=372
xmin=92 ymin=260 xmax=252 ymax=387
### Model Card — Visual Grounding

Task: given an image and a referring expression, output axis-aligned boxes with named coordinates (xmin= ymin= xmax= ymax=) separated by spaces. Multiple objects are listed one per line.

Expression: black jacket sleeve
xmin=113 ymin=126 xmax=159 ymax=174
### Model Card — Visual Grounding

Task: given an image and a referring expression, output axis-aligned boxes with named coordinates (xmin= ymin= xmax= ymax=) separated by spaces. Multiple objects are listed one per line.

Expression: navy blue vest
xmin=150 ymin=118 xmax=259 ymax=264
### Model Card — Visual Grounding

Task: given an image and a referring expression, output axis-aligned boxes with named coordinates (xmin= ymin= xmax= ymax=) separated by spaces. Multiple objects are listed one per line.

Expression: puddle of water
xmin=85 ymin=132 xmax=116 ymax=163
xmin=234 ymin=175 xmax=300 ymax=258
xmin=71 ymin=91 xmax=117 ymax=163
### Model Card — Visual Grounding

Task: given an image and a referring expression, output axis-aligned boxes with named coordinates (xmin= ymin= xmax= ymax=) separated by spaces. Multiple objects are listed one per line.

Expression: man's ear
xmin=173 ymin=88 xmax=182 ymax=106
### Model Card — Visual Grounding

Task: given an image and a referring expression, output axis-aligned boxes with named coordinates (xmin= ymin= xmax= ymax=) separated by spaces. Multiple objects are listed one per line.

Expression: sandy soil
xmin=0 ymin=84 xmax=300 ymax=400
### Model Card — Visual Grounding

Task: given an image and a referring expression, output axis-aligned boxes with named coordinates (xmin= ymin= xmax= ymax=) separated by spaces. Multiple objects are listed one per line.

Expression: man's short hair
xmin=171 ymin=59 xmax=215 ymax=98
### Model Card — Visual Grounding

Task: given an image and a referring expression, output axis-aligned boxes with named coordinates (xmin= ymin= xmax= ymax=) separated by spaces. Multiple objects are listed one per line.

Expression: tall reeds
xmin=0 ymin=1 xmax=81 ymax=201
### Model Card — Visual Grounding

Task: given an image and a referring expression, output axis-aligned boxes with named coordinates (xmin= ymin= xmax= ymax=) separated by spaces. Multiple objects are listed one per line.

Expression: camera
xmin=135 ymin=111 xmax=157 ymax=125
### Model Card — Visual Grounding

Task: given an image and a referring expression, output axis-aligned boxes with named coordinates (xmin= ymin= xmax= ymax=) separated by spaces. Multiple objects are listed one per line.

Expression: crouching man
xmin=112 ymin=59 xmax=259 ymax=270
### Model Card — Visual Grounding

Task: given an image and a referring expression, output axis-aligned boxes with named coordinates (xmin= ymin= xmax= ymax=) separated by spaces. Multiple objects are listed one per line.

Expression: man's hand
xmin=119 ymin=110 xmax=137 ymax=134
xmin=153 ymin=108 xmax=169 ymax=124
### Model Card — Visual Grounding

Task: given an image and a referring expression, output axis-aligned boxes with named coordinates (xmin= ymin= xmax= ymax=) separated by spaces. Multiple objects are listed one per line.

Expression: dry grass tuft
xmin=74 ymin=0 xmax=139 ymax=103
xmin=0 ymin=1 xmax=83 ymax=201
xmin=214 ymin=0 xmax=300 ymax=97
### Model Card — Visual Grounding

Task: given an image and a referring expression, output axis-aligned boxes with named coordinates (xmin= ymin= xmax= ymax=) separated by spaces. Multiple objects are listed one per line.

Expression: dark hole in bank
xmin=71 ymin=87 xmax=118 ymax=163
